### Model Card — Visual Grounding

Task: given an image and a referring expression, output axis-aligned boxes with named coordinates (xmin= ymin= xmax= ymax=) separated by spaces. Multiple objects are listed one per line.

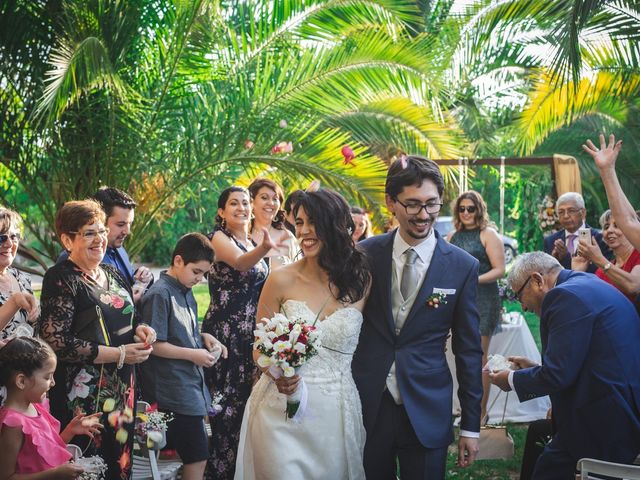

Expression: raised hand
xmin=582 ymin=133 xmax=622 ymax=171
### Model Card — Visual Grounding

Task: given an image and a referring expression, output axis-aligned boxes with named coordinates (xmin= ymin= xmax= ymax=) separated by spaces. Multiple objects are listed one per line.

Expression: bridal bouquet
xmin=254 ymin=311 xmax=321 ymax=421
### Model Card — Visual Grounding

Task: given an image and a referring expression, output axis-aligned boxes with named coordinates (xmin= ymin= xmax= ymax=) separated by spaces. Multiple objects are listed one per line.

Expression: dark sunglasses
xmin=458 ymin=205 xmax=477 ymax=214
xmin=0 ymin=233 xmax=21 ymax=244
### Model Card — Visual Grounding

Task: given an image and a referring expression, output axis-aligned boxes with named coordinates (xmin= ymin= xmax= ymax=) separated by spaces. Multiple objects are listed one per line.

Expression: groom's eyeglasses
xmin=394 ymin=199 xmax=443 ymax=215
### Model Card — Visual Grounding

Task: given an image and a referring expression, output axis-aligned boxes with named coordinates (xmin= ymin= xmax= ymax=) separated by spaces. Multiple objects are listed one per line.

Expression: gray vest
xmin=386 ymin=264 xmax=423 ymax=403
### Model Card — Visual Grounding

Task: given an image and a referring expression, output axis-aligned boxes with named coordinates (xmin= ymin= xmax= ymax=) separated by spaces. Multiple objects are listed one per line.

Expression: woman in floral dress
xmin=39 ymin=200 xmax=155 ymax=479
xmin=0 ymin=208 xmax=39 ymax=407
xmin=203 ymin=186 xmax=275 ymax=479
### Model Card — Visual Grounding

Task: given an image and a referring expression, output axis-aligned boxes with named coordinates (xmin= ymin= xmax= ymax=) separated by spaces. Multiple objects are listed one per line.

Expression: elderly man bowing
xmin=489 ymin=252 xmax=640 ymax=479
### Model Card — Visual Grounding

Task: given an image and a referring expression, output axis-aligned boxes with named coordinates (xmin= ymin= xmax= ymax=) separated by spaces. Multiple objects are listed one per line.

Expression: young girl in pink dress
xmin=0 ymin=337 xmax=102 ymax=479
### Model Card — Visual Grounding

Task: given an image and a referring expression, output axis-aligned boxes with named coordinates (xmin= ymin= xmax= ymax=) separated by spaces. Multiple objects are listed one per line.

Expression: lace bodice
xmin=282 ymin=300 xmax=363 ymax=378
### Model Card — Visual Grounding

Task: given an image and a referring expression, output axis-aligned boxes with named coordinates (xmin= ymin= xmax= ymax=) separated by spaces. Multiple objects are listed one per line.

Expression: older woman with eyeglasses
xmin=38 ymin=200 xmax=156 ymax=479
xmin=446 ymin=190 xmax=505 ymax=423
xmin=0 ymin=208 xmax=39 ymax=341
xmin=572 ymin=209 xmax=640 ymax=304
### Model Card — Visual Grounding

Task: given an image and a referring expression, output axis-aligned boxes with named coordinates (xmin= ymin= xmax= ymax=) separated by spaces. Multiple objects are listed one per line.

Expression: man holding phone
xmin=543 ymin=192 xmax=609 ymax=273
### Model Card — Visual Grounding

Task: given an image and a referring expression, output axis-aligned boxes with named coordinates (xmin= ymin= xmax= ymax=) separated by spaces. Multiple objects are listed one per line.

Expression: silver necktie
xmin=400 ymin=248 xmax=419 ymax=299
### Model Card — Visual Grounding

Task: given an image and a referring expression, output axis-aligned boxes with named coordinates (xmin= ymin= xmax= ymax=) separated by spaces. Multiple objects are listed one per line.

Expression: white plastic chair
xmin=131 ymin=401 xmax=182 ymax=480
xmin=578 ymin=458 xmax=640 ymax=480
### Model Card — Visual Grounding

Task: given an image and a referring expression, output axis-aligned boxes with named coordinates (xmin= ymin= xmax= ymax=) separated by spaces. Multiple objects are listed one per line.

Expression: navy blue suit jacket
xmin=543 ymin=226 xmax=609 ymax=273
xmin=352 ymin=230 xmax=483 ymax=448
xmin=513 ymin=270 xmax=640 ymax=464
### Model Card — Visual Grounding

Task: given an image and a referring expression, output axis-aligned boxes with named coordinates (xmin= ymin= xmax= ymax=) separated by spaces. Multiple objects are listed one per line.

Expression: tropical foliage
xmin=1 ymin=0 xmax=471 ymax=264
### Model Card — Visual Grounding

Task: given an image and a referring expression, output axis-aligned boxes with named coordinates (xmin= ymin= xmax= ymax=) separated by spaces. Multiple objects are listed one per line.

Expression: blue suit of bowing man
xmin=491 ymin=253 xmax=640 ymax=479
xmin=352 ymin=156 xmax=483 ymax=480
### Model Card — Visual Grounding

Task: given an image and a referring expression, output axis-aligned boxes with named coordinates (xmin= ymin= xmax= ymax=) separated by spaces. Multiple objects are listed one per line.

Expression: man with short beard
xmin=353 ymin=155 xmax=482 ymax=479
xmin=57 ymin=187 xmax=153 ymax=299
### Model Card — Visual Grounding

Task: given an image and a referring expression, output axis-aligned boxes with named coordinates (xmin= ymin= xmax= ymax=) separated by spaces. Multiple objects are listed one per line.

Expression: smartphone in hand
xmin=578 ymin=227 xmax=592 ymax=244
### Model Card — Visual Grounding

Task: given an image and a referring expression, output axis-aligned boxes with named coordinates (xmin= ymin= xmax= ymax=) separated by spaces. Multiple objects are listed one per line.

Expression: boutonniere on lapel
xmin=426 ymin=292 xmax=448 ymax=309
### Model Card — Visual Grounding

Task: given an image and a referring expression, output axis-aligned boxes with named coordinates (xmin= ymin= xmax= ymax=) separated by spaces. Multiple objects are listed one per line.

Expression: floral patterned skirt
xmin=50 ymin=362 xmax=136 ymax=479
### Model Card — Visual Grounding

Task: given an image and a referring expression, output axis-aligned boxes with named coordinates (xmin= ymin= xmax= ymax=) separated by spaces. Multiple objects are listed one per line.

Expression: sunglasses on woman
xmin=458 ymin=205 xmax=477 ymax=214
xmin=0 ymin=232 xmax=21 ymax=244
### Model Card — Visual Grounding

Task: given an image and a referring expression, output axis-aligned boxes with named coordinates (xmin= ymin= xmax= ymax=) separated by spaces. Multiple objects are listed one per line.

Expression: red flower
xmin=111 ymin=295 xmax=125 ymax=308
xmin=341 ymin=145 xmax=356 ymax=165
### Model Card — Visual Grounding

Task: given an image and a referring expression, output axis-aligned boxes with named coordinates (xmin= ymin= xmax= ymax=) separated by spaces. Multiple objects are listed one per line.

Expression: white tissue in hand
xmin=486 ymin=354 xmax=513 ymax=372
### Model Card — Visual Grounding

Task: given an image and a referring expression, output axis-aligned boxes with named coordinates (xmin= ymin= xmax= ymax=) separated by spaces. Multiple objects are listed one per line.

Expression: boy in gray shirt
xmin=140 ymin=233 xmax=227 ymax=479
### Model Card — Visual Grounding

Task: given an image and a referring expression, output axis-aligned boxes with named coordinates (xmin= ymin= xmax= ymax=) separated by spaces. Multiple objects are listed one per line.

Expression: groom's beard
xmin=406 ymin=214 xmax=436 ymax=240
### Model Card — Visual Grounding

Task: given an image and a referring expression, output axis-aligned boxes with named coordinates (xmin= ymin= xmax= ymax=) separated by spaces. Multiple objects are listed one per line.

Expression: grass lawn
xmin=193 ymin=285 xmax=542 ymax=478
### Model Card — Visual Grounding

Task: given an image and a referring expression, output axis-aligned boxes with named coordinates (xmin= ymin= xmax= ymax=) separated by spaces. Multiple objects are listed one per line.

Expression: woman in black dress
xmin=39 ymin=200 xmax=155 ymax=479
xmin=447 ymin=191 xmax=505 ymax=422
xmin=202 ymin=186 xmax=276 ymax=479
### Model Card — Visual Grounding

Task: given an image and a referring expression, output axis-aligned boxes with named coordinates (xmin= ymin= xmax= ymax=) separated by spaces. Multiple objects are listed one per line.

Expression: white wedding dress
xmin=235 ymin=300 xmax=366 ymax=480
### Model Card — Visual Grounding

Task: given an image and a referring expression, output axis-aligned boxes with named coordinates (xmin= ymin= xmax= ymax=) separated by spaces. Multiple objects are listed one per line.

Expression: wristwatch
xmin=602 ymin=262 xmax=613 ymax=272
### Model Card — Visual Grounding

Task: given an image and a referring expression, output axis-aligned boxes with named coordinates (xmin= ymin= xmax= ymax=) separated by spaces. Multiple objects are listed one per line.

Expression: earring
xmin=221 ymin=218 xmax=227 ymax=229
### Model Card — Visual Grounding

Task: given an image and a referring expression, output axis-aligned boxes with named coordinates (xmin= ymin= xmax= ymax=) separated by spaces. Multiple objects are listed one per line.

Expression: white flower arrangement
xmin=135 ymin=407 xmax=173 ymax=449
xmin=537 ymin=195 xmax=559 ymax=233
xmin=254 ymin=310 xmax=322 ymax=419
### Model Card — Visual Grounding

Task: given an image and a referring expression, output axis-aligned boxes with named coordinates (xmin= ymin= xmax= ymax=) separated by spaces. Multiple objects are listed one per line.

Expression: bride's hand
xmin=274 ymin=374 xmax=301 ymax=395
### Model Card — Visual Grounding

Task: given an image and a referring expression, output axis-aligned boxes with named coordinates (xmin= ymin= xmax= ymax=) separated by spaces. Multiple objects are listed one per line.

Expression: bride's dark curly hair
xmin=294 ymin=189 xmax=370 ymax=303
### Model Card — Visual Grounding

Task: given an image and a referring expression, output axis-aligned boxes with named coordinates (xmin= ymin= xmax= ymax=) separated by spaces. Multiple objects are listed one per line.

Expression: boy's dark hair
xmin=0 ymin=337 xmax=55 ymax=386
xmin=92 ymin=187 xmax=137 ymax=218
xmin=385 ymin=155 xmax=444 ymax=199
xmin=172 ymin=233 xmax=214 ymax=266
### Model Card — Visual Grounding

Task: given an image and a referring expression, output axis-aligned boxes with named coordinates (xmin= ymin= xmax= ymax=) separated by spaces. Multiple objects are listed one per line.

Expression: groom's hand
xmin=457 ymin=436 xmax=479 ymax=468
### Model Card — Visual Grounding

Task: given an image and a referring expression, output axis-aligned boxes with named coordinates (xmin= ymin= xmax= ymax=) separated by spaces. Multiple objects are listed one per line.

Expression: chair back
xmin=578 ymin=458 xmax=640 ymax=480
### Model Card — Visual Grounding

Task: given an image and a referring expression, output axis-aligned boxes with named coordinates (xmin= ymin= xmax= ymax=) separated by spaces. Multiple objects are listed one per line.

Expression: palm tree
xmin=1 ymin=0 xmax=469 ymax=263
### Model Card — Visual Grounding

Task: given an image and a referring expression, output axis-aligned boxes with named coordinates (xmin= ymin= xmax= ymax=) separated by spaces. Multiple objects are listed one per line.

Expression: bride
xmin=235 ymin=188 xmax=371 ymax=480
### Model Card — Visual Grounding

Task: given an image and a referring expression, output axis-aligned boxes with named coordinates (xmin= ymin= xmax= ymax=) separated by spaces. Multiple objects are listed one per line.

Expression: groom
xmin=353 ymin=156 xmax=483 ymax=479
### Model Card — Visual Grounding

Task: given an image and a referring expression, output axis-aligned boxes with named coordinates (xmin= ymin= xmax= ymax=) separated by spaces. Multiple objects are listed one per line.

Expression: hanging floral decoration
xmin=537 ymin=195 xmax=559 ymax=233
